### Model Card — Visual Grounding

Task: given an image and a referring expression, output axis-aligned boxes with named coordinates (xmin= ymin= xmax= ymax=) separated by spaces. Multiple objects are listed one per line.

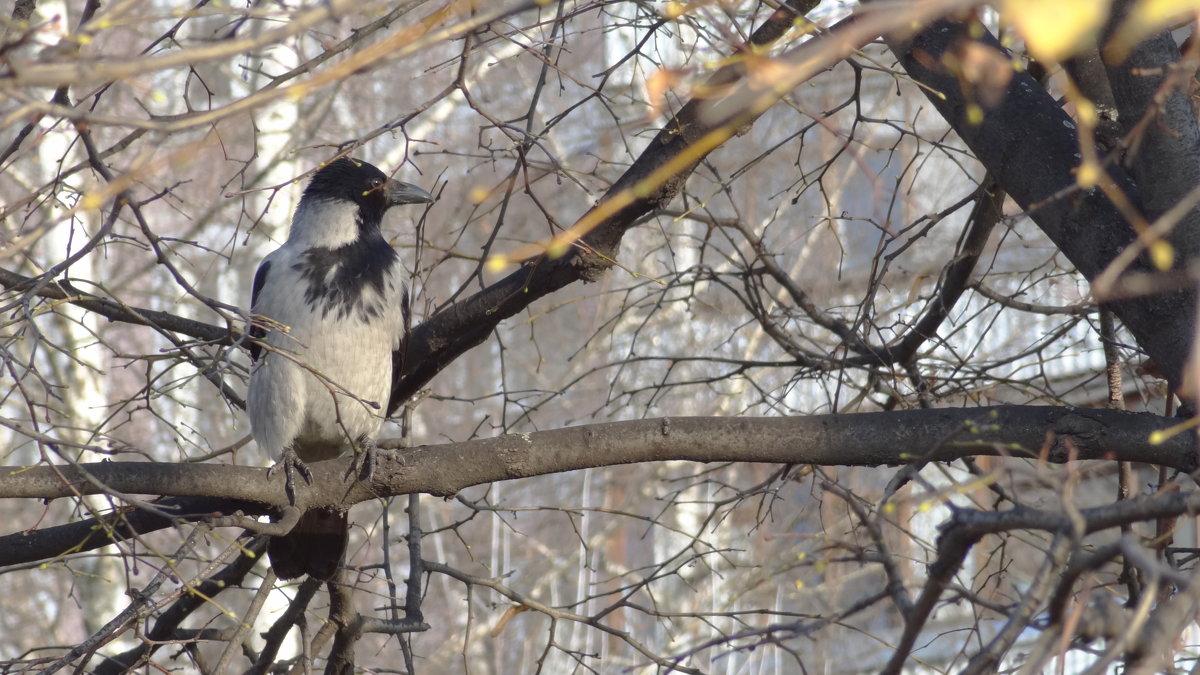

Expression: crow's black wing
xmin=248 ymin=260 xmax=271 ymax=363
xmin=386 ymin=287 xmax=411 ymax=417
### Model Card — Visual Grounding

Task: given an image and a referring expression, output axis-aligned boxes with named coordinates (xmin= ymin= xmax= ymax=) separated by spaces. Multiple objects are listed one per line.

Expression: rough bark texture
xmin=1 ymin=405 xmax=1191 ymax=567
xmin=1105 ymin=0 xmax=1200 ymax=250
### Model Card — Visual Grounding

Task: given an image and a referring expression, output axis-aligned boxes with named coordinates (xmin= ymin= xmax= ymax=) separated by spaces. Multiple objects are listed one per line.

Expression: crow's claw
xmin=268 ymin=448 xmax=313 ymax=505
xmin=346 ymin=436 xmax=402 ymax=482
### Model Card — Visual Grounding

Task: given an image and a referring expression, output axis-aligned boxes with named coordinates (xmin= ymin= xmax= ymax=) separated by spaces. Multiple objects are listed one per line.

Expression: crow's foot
xmin=268 ymin=447 xmax=314 ymax=504
xmin=347 ymin=436 xmax=402 ymax=482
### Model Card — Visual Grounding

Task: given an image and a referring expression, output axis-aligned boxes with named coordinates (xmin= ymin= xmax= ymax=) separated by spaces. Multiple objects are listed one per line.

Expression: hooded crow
xmin=247 ymin=157 xmax=433 ymax=580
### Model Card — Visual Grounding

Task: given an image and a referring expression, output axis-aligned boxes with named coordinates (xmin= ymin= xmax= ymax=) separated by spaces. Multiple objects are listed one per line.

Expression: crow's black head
xmin=279 ymin=157 xmax=431 ymax=321
xmin=302 ymin=157 xmax=433 ymax=228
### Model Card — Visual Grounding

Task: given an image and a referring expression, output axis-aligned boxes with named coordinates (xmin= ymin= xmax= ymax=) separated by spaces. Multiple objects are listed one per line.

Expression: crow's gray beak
xmin=386 ymin=180 xmax=434 ymax=206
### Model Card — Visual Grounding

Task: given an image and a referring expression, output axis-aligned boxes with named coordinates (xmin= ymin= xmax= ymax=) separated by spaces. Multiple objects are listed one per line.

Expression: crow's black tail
xmin=268 ymin=509 xmax=348 ymax=581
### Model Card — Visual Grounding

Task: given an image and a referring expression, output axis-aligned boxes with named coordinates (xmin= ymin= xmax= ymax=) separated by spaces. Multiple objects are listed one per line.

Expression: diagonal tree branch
xmin=888 ymin=18 xmax=1198 ymax=394
xmin=0 ymin=267 xmax=233 ymax=342
xmin=387 ymin=0 xmax=857 ymax=413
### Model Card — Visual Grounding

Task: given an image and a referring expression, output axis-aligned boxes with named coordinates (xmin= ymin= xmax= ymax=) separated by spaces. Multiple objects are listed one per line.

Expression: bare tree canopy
xmin=3 ymin=1 xmax=1200 ymax=673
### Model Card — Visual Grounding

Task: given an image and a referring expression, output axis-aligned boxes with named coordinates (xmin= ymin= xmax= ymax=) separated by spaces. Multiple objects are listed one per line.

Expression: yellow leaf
xmin=1075 ymin=161 xmax=1102 ymax=188
xmin=746 ymin=54 xmax=793 ymax=92
xmin=1005 ymin=0 xmax=1112 ymax=62
xmin=663 ymin=1 xmax=686 ymax=19
xmin=1150 ymin=240 xmax=1175 ymax=270
xmin=485 ymin=255 xmax=509 ymax=273
xmin=1075 ymin=98 xmax=1097 ymax=128
xmin=80 ymin=192 xmax=105 ymax=211
xmin=1134 ymin=0 xmax=1200 ymax=24
xmin=956 ymin=42 xmax=1014 ymax=108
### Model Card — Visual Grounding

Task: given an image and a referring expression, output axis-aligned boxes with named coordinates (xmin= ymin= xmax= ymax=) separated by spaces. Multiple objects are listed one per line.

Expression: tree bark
xmin=1 ymin=405 xmax=1192 ymax=567
xmin=889 ymin=20 xmax=1198 ymax=394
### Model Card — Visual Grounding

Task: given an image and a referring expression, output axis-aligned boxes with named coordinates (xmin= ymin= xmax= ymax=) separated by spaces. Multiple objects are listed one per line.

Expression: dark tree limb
xmin=92 ymin=536 xmax=267 ymax=675
xmin=250 ymin=576 xmax=322 ymax=675
xmin=881 ymin=489 xmax=1200 ymax=673
xmin=0 ymin=267 xmax=233 ymax=343
xmin=325 ymin=571 xmax=358 ymax=675
xmin=889 ymin=19 xmax=1198 ymax=394
xmin=1064 ymin=46 xmax=1123 ymax=149
xmin=1104 ymin=0 xmax=1200 ymax=243
xmin=0 ymin=496 xmax=270 ymax=569
xmin=887 ymin=176 xmax=1005 ymax=365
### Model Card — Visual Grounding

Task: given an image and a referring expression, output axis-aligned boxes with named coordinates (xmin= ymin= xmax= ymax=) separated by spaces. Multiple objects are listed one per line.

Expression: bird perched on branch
xmin=247 ymin=157 xmax=433 ymax=580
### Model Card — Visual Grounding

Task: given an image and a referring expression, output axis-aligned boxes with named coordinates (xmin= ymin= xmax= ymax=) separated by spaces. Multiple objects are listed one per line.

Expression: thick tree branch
xmin=889 ymin=19 xmax=1198 ymax=393
xmin=1105 ymin=0 xmax=1200 ymax=249
xmin=0 ymin=406 xmax=1192 ymax=567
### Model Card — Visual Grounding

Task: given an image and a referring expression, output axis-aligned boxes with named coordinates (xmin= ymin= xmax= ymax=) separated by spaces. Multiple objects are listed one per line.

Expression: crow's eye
xmin=369 ymin=177 xmax=383 ymax=188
